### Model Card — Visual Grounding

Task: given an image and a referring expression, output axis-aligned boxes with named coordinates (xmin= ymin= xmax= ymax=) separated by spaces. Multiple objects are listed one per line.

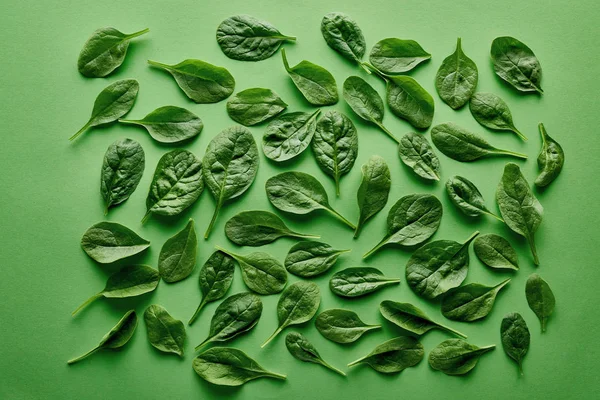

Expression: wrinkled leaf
xmin=282 ymin=49 xmax=338 ymax=106
xmin=144 ymin=305 xmax=185 ymax=357
xmin=330 ymin=267 xmax=400 ymax=298
xmin=285 ymin=332 xmax=345 ymax=376
xmin=446 ymin=175 xmax=503 ymax=221
xmin=321 ymin=12 xmax=366 ymax=64
xmin=347 ymin=337 xmax=424 ymax=374
xmin=429 ymin=339 xmax=495 ymax=375
xmin=226 ymin=88 xmax=287 ymax=126
xmin=535 ymin=123 xmax=564 ymax=187
xmin=435 ymin=38 xmax=478 ymax=109
xmin=285 ymin=241 xmax=349 ymax=278
xmin=158 ymin=219 xmax=197 ymax=283
xmin=379 ymin=301 xmax=466 ymax=338
xmin=354 ymin=155 xmax=391 ymax=238
xmin=386 ymin=75 xmax=434 ymax=129
xmin=469 ymin=92 xmax=526 ymax=140
xmin=525 ymin=273 xmax=555 ymax=332
xmin=501 ymin=312 xmax=530 ymax=376
xmin=491 ymin=36 xmax=543 ymax=94
xmin=473 ymin=234 xmax=519 ymax=270
xmin=398 ymin=132 xmax=440 ymax=181
xmin=263 ymin=110 xmax=320 ymax=162
xmin=441 ymin=279 xmax=511 ymax=322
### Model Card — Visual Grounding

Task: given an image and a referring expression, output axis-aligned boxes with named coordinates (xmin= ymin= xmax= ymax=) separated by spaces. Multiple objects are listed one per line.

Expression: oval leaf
xmin=81 ymin=221 xmax=150 ymax=264
xmin=285 ymin=241 xmax=349 ymax=278
xmin=429 ymin=339 xmax=495 ymax=375
xmin=330 ymin=267 xmax=400 ymax=298
xmin=398 ymin=132 xmax=440 ymax=181
xmin=158 ymin=219 xmax=197 ymax=283
xmin=435 ymin=38 xmax=478 ymax=109
xmin=285 ymin=332 xmax=346 ymax=376
xmin=370 ymin=38 xmax=430 ymax=74
xmin=473 ymin=234 xmax=519 ymax=270
xmin=491 ymin=36 xmax=543 ymax=94
xmin=282 ymin=49 xmax=338 ymax=105
xmin=501 ymin=312 xmax=530 ymax=375
xmin=441 ymin=279 xmax=511 ymax=322
xmin=263 ymin=110 xmax=320 ymax=162
xmin=535 ymin=123 xmax=564 ymax=187
xmin=347 ymin=337 xmax=424 ymax=374
xmin=379 ymin=301 xmax=465 ymax=338
xmin=144 ymin=304 xmax=186 ymax=357
xmin=354 ymin=155 xmax=391 ymax=238
xmin=226 ymin=88 xmax=287 ymax=126
xmin=525 ymin=273 xmax=555 ymax=332
xmin=119 ymin=106 xmax=203 ymax=143
xmin=445 ymin=175 xmax=502 ymax=220
xmin=315 ymin=308 xmax=380 ymax=344
xmin=386 ymin=75 xmax=434 ymax=129
xmin=321 ymin=12 xmax=366 ymax=63
xmin=226 ymin=210 xmax=318 ymax=246
xmin=469 ymin=92 xmax=525 ymax=140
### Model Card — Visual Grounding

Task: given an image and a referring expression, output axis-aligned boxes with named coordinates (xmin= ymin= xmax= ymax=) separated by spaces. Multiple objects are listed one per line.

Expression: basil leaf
xmin=144 ymin=304 xmax=185 ymax=357
xmin=81 ymin=221 xmax=150 ymax=264
xmin=266 ymin=171 xmax=356 ymax=230
xmin=215 ymin=246 xmax=287 ymax=295
xmin=70 ymin=79 xmax=139 ymax=141
xmin=525 ymin=273 xmax=555 ymax=332
xmin=118 ymin=106 xmax=203 ymax=143
xmin=535 ymin=123 xmax=564 ymax=187
xmin=193 ymin=347 xmax=286 ymax=386
xmin=379 ymin=301 xmax=466 ymax=338
xmin=501 ymin=312 xmax=530 ymax=376
xmin=441 ymin=279 xmax=511 ymax=322
xmin=158 ymin=219 xmax=197 ymax=283
xmin=315 ymin=308 xmax=380 ymax=344
xmin=72 ymin=265 xmax=160 ymax=316
xmin=321 ymin=12 xmax=366 ymax=64
xmin=262 ymin=281 xmax=321 ymax=348
xmin=143 ymin=149 xmax=204 ymax=223
xmin=285 ymin=241 xmax=349 ymax=278
xmin=469 ymin=93 xmax=526 ymax=140
xmin=429 ymin=339 xmax=495 ymax=375
xmin=262 ymin=110 xmax=320 ymax=162
xmin=473 ymin=234 xmax=519 ymax=270
xmin=312 ymin=110 xmax=358 ymax=195
xmin=491 ymin=36 xmax=543 ymax=94
xmin=369 ymin=38 xmax=430 ymax=74
xmin=431 ymin=122 xmax=527 ymax=161
xmin=203 ymin=126 xmax=259 ymax=238
xmin=100 ymin=138 xmax=145 ymax=213
xmin=496 ymin=163 xmax=543 ymax=265
xmin=216 ymin=15 xmax=295 ymax=61
xmin=148 ymin=59 xmax=234 ymax=103
xmin=196 ymin=292 xmax=262 ymax=350
xmin=68 ymin=310 xmax=137 ymax=365
xmin=285 ymin=332 xmax=346 ymax=376
xmin=78 ymin=27 xmax=149 ymax=78
xmin=386 ymin=75 xmax=434 ymax=129
xmin=405 ymin=232 xmax=479 ymax=299
xmin=398 ymin=132 xmax=440 ymax=181
xmin=435 ymin=38 xmax=478 ymax=109
xmin=226 ymin=88 xmax=287 ymax=126
xmin=347 ymin=337 xmax=424 ymax=374
xmin=354 ymin=155 xmax=391 ymax=238
xmin=282 ymin=49 xmax=338 ymax=105
xmin=343 ymin=76 xmax=397 ymax=142
xmin=363 ymin=194 xmax=442 ymax=259
xmin=330 ymin=267 xmax=400 ymax=298
xmin=189 ymin=251 xmax=235 ymax=325
xmin=445 ymin=175 xmax=503 ymax=221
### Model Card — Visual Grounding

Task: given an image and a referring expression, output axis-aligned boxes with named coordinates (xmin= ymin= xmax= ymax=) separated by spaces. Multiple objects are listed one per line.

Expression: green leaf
xmin=429 ymin=339 xmax=495 ymax=375
xmin=354 ymin=155 xmax=391 ymax=238
xmin=441 ymin=279 xmax=511 ymax=322
xmin=285 ymin=241 xmax=349 ymax=278
xmin=330 ymin=267 xmax=400 ymax=298
xmin=397 ymin=132 xmax=440 ymax=181
xmin=435 ymin=38 xmax=478 ymax=109
xmin=315 ymin=308 xmax=380 ymax=344
xmin=144 ymin=305 xmax=186 ymax=357
xmin=119 ymin=106 xmax=203 ymax=143
xmin=321 ymin=12 xmax=366 ymax=64
xmin=282 ymin=49 xmax=338 ymax=105
xmin=226 ymin=88 xmax=287 ymax=126
xmin=158 ymin=219 xmax=197 ymax=283
xmin=473 ymin=234 xmax=519 ymax=270
xmin=386 ymin=75 xmax=434 ymax=129
xmin=262 ymin=110 xmax=320 ymax=162
xmin=469 ymin=93 xmax=526 ymax=140
xmin=525 ymin=273 xmax=555 ymax=332
xmin=347 ymin=337 xmax=424 ymax=374
xmin=535 ymin=123 xmax=564 ymax=187
xmin=285 ymin=332 xmax=346 ymax=376
xmin=369 ymin=38 xmax=430 ymax=74
xmin=379 ymin=301 xmax=466 ymax=338
xmin=491 ymin=36 xmax=543 ymax=94
xmin=446 ymin=176 xmax=503 ymax=221
xmin=81 ymin=221 xmax=150 ymax=264
xmin=501 ymin=312 xmax=530 ymax=376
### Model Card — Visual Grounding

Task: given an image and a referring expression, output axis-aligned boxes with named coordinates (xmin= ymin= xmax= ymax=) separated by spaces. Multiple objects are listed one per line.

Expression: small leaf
xmin=386 ymin=75 xmax=434 ymax=129
xmin=491 ymin=36 xmax=543 ymax=94
xmin=119 ymin=106 xmax=203 ymax=143
xmin=330 ymin=267 xmax=400 ymax=298
xmin=501 ymin=312 xmax=530 ymax=376
xmin=435 ymin=38 xmax=478 ymax=109
xmin=441 ymin=279 xmax=511 ymax=322
xmin=226 ymin=88 xmax=287 ymax=126
xmin=285 ymin=332 xmax=346 ymax=376
xmin=282 ymin=49 xmax=338 ymax=106
xmin=354 ymin=155 xmax=391 ymax=238
xmin=379 ymin=301 xmax=466 ymax=338
xmin=263 ymin=110 xmax=320 ymax=162
xmin=144 ymin=305 xmax=186 ymax=357
xmin=469 ymin=93 xmax=526 ymax=140
xmin=397 ymin=132 xmax=440 ymax=181
xmin=535 ymin=123 xmax=564 ymax=187
xmin=158 ymin=219 xmax=197 ymax=283
xmin=81 ymin=221 xmax=150 ymax=264
xmin=446 ymin=175 xmax=503 ymax=221
xmin=429 ymin=339 xmax=495 ymax=375
xmin=347 ymin=337 xmax=424 ymax=374
xmin=525 ymin=273 xmax=555 ymax=332
xmin=370 ymin=38 xmax=430 ymax=74
xmin=320 ymin=12 xmax=366 ymax=64
xmin=316 ymin=309 xmax=380 ymax=344
xmin=473 ymin=234 xmax=519 ymax=270
xmin=285 ymin=241 xmax=348 ymax=278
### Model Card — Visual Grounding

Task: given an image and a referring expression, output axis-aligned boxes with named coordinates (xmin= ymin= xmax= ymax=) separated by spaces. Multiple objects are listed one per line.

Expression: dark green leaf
xmin=81 ymin=221 xmax=150 ymax=264
xmin=473 ymin=234 xmax=519 ymax=270
xmin=347 ymin=337 xmax=424 ymax=374
xmin=144 ymin=305 xmax=185 ymax=357
xmin=315 ymin=308 xmax=380 ymax=343
xmin=370 ymin=38 xmax=430 ymax=74
xmin=491 ymin=36 xmax=543 ymax=94
xmin=379 ymin=301 xmax=466 ymax=338
xmin=386 ymin=75 xmax=434 ymax=129
xmin=446 ymin=175 xmax=503 ymax=221
xmin=330 ymin=267 xmax=400 ymax=298
xmin=282 ymin=49 xmax=338 ymax=105
xmin=435 ymin=38 xmax=478 ymax=109
xmin=525 ymin=273 xmax=555 ymax=332
xmin=119 ymin=106 xmax=203 ymax=143
xmin=469 ymin=93 xmax=526 ymax=140
xmin=535 ymin=123 xmax=564 ymax=187
xmin=226 ymin=88 xmax=287 ymax=126
xmin=354 ymin=155 xmax=391 ymax=238
xmin=429 ymin=339 xmax=495 ymax=375
xmin=320 ymin=12 xmax=366 ymax=64
xmin=285 ymin=241 xmax=349 ymax=278
xmin=501 ymin=312 xmax=530 ymax=376
xmin=263 ymin=110 xmax=320 ymax=162
xmin=285 ymin=332 xmax=346 ymax=376
xmin=158 ymin=219 xmax=197 ymax=283
xmin=398 ymin=132 xmax=440 ymax=181
xmin=441 ymin=279 xmax=511 ymax=321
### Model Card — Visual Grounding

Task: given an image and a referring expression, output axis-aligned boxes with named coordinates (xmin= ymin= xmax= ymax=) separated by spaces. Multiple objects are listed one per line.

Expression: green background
xmin=1 ymin=0 xmax=599 ymax=398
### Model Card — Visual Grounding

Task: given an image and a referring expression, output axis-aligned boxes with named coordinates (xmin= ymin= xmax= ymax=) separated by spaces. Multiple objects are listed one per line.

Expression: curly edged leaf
xmin=226 ymin=88 xmax=287 ymax=126
xmin=386 ymin=75 xmax=434 ymax=130
xmin=285 ymin=332 xmax=346 ymax=376
xmin=347 ymin=337 xmax=424 ymax=374
xmin=321 ymin=12 xmax=366 ymax=64
xmin=315 ymin=308 xmax=380 ymax=344
xmin=282 ymin=49 xmax=338 ymax=106
xmin=398 ymin=132 xmax=440 ymax=181
xmin=429 ymin=339 xmax=495 ymax=375
xmin=216 ymin=15 xmax=296 ymax=61
xmin=81 ymin=221 xmax=150 ymax=264
xmin=473 ymin=234 xmax=519 ymax=270
xmin=119 ymin=106 xmax=203 ymax=143
xmin=491 ymin=36 xmax=543 ymax=94
xmin=501 ymin=312 xmax=530 ymax=376
xmin=263 ymin=109 xmax=320 ymax=162
xmin=330 ymin=267 xmax=400 ymax=298
xmin=144 ymin=305 xmax=186 ymax=357
xmin=158 ymin=219 xmax=197 ymax=283
xmin=369 ymin=38 xmax=430 ymax=74
xmin=445 ymin=176 xmax=503 ymax=221
xmin=441 ymin=279 xmax=511 ymax=322
xmin=525 ymin=273 xmax=555 ymax=332
xmin=435 ymin=38 xmax=478 ymax=109
xmin=469 ymin=93 xmax=526 ymax=140
xmin=285 ymin=241 xmax=349 ymax=278
xmin=379 ymin=301 xmax=466 ymax=338
xmin=535 ymin=123 xmax=564 ymax=187
xmin=354 ymin=155 xmax=391 ymax=238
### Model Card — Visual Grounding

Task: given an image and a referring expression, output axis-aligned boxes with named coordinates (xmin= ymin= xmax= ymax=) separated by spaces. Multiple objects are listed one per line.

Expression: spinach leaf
xmin=143 ymin=149 xmax=204 ymax=223
xmin=78 ymin=27 xmax=149 ymax=78
xmin=491 ymin=36 xmax=543 ymax=94
xmin=196 ymin=292 xmax=263 ymax=350
xmin=225 ymin=210 xmax=319 ymax=246
xmin=501 ymin=312 xmax=530 ymax=376
xmin=469 ymin=93 xmax=526 ymax=140
xmin=429 ymin=339 xmax=495 ymax=375
xmin=266 ymin=171 xmax=356 ymax=229
xmin=431 ymin=122 xmax=527 ymax=161
xmin=203 ymin=126 xmax=259 ymax=238
xmin=347 ymin=337 xmax=424 ymax=374
xmin=363 ymin=194 xmax=442 ymax=259
xmin=354 ymin=155 xmax=391 ymax=238
xmin=215 ymin=246 xmax=287 ymax=295
xmin=405 ymin=232 xmax=479 ymax=299
xmin=68 ymin=310 xmax=137 ymax=365
xmin=70 ymin=79 xmax=139 ymax=141
xmin=189 ymin=251 xmax=235 ymax=325
xmin=216 ymin=15 xmax=295 ymax=61
xmin=100 ymin=138 xmax=144 ymax=214
xmin=535 ymin=123 xmax=564 ymax=187
xmin=285 ymin=241 xmax=349 ymax=278
xmin=315 ymin=308 xmax=380 ymax=343
xmin=525 ymin=273 xmax=555 ymax=332
xmin=158 ymin=219 xmax=197 ymax=283
xmin=386 ymin=75 xmax=435 ymax=129
xmin=282 ymin=49 xmax=338 ymax=105
xmin=496 ymin=163 xmax=543 ymax=265
xmin=226 ymin=88 xmax=287 ymax=126
xmin=148 ymin=59 xmax=234 ymax=103
xmin=144 ymin=304 xmax=185 ymax=357
xmin=262 ymin=110 xmax=320 ymax=162
xmin=81 ymin=221 xmax=150 ymax=263
xmin=398 ymin=132 xmax=440 ymax=181
xmin=262 ymin=281 xmax=320 ymax=348
xmin=193 ymin=347 xmax=286 ymax=386
xmin=72 ymin=265 xmax=159 ymax=316
xmin=369 ymin=38 xmax=430 ymax=74
xmin=435 ymin=38 xmax=478 ymax=109
xmin=285 ymin=332 xmax=346 ymax=376
xmin=474 ymin=234 xmax=519 ymax=270
xmin=379 ymin=301 xmax=466 ymax=338
xmin=446 ymin=176 xmax=503 ymax=221
xmin=321 ymin=12 xmax=366 ymax=66
xmin=441 ymin=279 xmax=511 ymax=322
xmin=312 ymin=110 xmax=358 ymax=195
xmin=118 ymin=106 xmax=203 ymax=143
xmin=343 ymin=76 xmax=397 ymax=142
xmin=330 ymin=267 xmax=400 ymax=298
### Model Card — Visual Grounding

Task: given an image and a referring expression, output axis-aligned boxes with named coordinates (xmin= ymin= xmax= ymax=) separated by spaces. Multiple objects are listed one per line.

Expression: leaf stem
xmin=261 ymin=326 xmax=283 ymax=348
xmin=439 ymin=324 xmax=467 ymax=338
xmin=147 ymin=60 xmax=171 ymax=70
xmin=72 ymin=293 xmax=102 ymax=316
xmin=195 ymin=336 xmax=213 ymax=351
xmin=362 ymin=237 xmax=388 ymax=259
xmin=347 ymin=355 xmax=367 ymax=367
xmin=358 ymin=61 xmax=372 ymax=75
xmin=320 ymin=360 xmax=347 ymax=376
xmin=484 ymin=211 xmax=505 ymax=223
xmin=214 ymin=245 xmax=239 ymax=260
xmin=67 ymin=346 xmax=100 ymax=365
xmin=265 ymin=371 xmax=287 ymax=380
xmin=126 ymin=28 xmax=150 ymax=39
xmin=463 ymin=231 xmax=480 ymax=245
xmin=118 ymin=119 xmax=140 ymax=125
xmin=512 ymin=128 xmax=528 ymax=141
xmin=326 ymin=208 xmax=356 ymax=230
xmin=69 ymin=121 xmax=90 ymax=141
xmin=188 ymin=298 xmax=207 ymax=325
xmin=528 ymin=237 xmax=540 ymax=266
xmin=374 ymin=121 xmax=400 ymax=143
xmin=204 ymin=200 xmax=223 ymax=239
xmin=289 ymin=232 xmax=321 ymax=240
xmin=494 ymin=149 xmax=528 ymax=160
xmin=141 ymin=210 xmax=151 ymax=224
